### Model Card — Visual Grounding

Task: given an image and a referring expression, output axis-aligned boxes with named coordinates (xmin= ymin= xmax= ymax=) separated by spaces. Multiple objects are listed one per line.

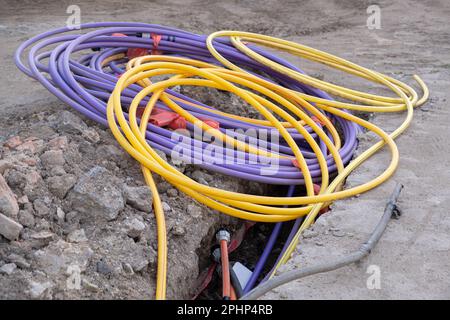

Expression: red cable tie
xmin=286 ymin=164 xmax=331 ymax=214
xmin=168 ymin=116 xmax=187 ymax=130
xmin=313 ymin=183 xmax=330 ymax=214
xmin=199 ymin=117 xmax=220 ymax=129
xmin=125 ymin=32 xmax=150 ymax=59
xmin=136 ymin=107 xmax=169 ymax=120
xmin=148 ymin=109 xmax=187 ymax=130
xmin=112 ymin=33 xmax=127 ymax=37
xmin=127 ymin=47 xmax=148 ymax=59
xmin=149 ymin=110 xmax=179 ymax=127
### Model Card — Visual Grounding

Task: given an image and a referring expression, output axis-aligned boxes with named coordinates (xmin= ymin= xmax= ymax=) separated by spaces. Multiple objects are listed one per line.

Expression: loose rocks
xmin=68 ymin=166 xmax=125 ymax=221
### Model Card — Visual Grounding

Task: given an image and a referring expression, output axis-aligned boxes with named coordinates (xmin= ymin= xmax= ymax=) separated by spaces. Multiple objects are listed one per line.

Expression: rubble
xmin=68 ymin=166 xmax=125 ymax=221
xmin=18 ymin=210 xmax=35 ymax=227
xmin=27 ymin=281 xmax=53 ymax=299
xmin=53 ymin=110 xmax=88 ymax=134
xmin=123 ymin=185 xmax=153 ymax=213
xmin=0 ymin=213 xmax=23 ymax=240
xmin=0 ymin=174 xmax=19 ymax=217
xmin=33 ymin=240 xmax=93 ymax=275
xmin=123 ymin=217 xmax=146 ymax=239
xmin=46 ymin=174 xmax=76 ymax=199
xmin=32 ymin=198 xmax=51 ymax=217
xmin=67 ymin=229 xmax=88 ymax=243
xmin=40 ymin=150 xmax=65 ymax=168
xmin=0 ymin=263 xmax=17 ymax=275
xmin=4 ymin=136 xmax=22 ymax=149
xmin=7 ymin=253 xmax=30 ymax=269
xmin=0 ymin=108 xmax=240 ymax=299
xmin=47 ymin=136 xmax=68 ymax=150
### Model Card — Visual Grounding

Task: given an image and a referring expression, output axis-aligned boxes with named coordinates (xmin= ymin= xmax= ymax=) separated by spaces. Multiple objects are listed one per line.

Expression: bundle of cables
xmin=15 ymin=22 xmax=428 ymax=300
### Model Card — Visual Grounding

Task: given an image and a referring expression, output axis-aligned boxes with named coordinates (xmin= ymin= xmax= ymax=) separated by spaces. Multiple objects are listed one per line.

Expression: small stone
xmin=55 ymin=111 xmax=88 ymax=134
xmin=28 ymin=281 xmax=53 ymax=299
xmin=21 ymin=157 xmax=37 ymax=166
xmin=18 ymin=209 xmax=35 ymax=227
xmin=166 ymin=188 xmax=178 ymax=197
xmin=157 ymin=181 xmax=171 ymax=193
xmin=82 ymin=129 xmax=100 ymax=143
xmin=124 ymin=218 xmax=146 ymax=238
xmin=187 ymin=203 xmax=201 ymax=218
xmin=49 ymin=166 xmax=65 ymax=177
xmin=122 ymin=262 xmax=134 ymax=275
xmin=30 ymin=230 xmax=55 ymax=245
xmin=0 ymin=159 xmax=15 ymax=174
xmin=40 ymin=150 xmax=65 ymax=168
xmin=0 ymin=263 xmax=17 ymax=275
xmin=96 ymin=259 xmax=113 ymax=276
xmin=162 ymin=202 xmax=171 ymax=212
xmin=17 ymin=195 xmax=29 ymax=205
xmin=48 ymin=136 xmax=68 ymax=150
xmin=302 ymin=229 xmax=318 ymax=239
xmin=16 ymin=140 xmax=39 ymax=154
xmin=96 ymin=145 xmax=123 ymax=163
xmin=26 ymin=170 xmax=42 ymax=186
xmin=33 ymin=240 xmax=93 ymax=275
xmin=65 ymin=211 xmax=78 ymax=224
xmin=154 ymin=149 xmax=167 ymax=162
xmin=67 ymin=229 xmax=88 ymax=243
xmin=0 ymin=174 xmax=19 ymax=217
xmin=68 ymin=166 xmax=125 ymax=221
xmin=171 ymin=157 xmax=184 ymax=166
xmin=34 ymin=218 xmax=51 ymax=232
xmin=192 ymin=170 xmax=213 ymax=182
xmin=0 ymin=213 xmax=23 ymax=240
xmin=46 ymin=174 xmax=76 ymax=199
xmin=4 ymin=136 xmax=22 ymax=149
xmin=123 ymin=185 xmax=153 ymax=213
xmin=33 ymin=198 xmax=51 ymax=217
xmin=4 ymin=169 xmax=24 ymax=188
xmin=7 ymin=253 xmax=30 ymax=269
xmin=56 ymin=207 xmax=65 ymax=221
xmin=172 ymin=225 xmax=185 ymax=236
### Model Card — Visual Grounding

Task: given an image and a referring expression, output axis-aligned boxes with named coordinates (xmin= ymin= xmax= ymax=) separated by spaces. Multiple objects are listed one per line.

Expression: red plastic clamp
xmin=199 ymin=117 xmax=220 ymax=129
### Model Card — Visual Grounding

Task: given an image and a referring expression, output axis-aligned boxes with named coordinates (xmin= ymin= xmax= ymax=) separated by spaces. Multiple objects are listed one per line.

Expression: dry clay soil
xmin=1 ymin=0 xmax=449 ymax=299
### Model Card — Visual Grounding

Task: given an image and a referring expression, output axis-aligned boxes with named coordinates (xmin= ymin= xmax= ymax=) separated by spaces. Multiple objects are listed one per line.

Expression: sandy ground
xmin=1 ymin=0 xmax=449 ymax=299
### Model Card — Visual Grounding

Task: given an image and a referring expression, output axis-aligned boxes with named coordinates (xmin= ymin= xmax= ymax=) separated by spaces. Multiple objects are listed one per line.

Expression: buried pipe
xmin=241 ymin=183 xmax=403 ymax=300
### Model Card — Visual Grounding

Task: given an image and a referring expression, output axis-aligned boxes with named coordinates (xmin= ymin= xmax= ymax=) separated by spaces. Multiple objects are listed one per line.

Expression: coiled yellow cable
xmin=107 ymin=32 xmax=428 ymax=298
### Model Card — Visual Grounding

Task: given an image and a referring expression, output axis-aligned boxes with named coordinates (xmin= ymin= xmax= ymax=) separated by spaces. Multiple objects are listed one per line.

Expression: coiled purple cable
xmin=15 ymin=22 xmax=358 ymax=185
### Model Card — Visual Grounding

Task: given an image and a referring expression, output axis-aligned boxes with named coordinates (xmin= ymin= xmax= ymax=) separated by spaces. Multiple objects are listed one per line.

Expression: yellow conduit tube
xmin=105 ymin=46 xmax=428 ymax=298
xmin=206 ymin=31 xmax=428 ymax=276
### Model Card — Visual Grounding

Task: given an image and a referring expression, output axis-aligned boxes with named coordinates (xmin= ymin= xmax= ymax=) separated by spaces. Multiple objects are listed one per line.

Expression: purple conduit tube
xmin=243 ymin=185 xmax=296 ymax=294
